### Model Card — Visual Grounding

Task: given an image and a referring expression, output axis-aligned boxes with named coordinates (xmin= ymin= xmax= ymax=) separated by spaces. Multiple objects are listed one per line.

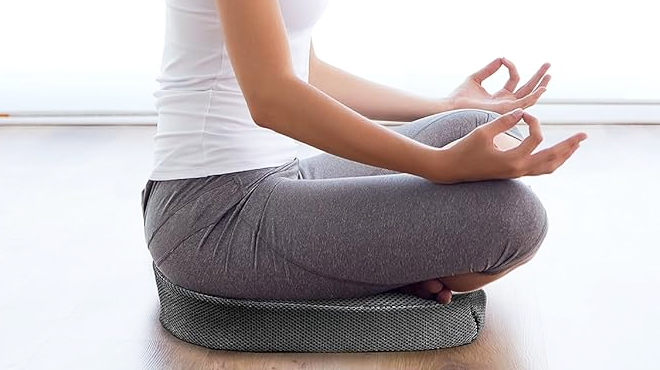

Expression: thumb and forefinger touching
xmin=472 ymin=58 xmax=552 ymax=106
xmin=471 ymin=57 xmax=522 ymax=91
xmin=483 ymin=111 xmax=588 ymax=176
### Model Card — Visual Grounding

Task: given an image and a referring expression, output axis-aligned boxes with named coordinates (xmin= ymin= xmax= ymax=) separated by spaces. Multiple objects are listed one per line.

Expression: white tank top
xmin=150 ymin=0 xmax=330 ymax=180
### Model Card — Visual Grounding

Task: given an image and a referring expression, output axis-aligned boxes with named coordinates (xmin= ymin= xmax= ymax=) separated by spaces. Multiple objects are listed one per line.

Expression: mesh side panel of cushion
xmin=154 ymin=264 xmax=486 ymax=352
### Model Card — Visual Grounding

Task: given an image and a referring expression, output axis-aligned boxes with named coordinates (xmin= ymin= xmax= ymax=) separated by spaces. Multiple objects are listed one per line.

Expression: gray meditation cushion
xmin=153 ymin=264 xmax=487 ymax=352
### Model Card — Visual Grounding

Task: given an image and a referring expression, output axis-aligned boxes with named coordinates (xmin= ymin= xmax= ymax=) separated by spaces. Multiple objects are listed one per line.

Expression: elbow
xmin=244 ymin=76 xmax=297 ymax=130
xmin=248 ymin=101 xmax=276 ymax=129
xmin=245 ymin=93 xmax=271 ymax=128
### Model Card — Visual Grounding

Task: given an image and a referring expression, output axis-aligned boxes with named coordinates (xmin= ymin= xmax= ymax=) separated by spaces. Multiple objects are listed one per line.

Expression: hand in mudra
xmin=431 ymin=109 xmax=588 ymax=184
xmin=450 ymin=58 xmax=551 ymax=114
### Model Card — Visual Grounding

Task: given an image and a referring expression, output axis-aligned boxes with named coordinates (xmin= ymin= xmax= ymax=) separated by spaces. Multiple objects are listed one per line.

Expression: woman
xmin=141 ymin=0 xmax=587 ymax=305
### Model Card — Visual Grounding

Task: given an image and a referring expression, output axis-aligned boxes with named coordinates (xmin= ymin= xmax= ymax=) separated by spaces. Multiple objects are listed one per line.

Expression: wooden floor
xmin=0 ymin=125 xmax=658 ymax=369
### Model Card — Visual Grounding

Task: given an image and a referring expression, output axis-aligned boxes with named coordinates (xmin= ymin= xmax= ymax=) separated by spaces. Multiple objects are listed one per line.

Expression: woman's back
xmin=151 ymin=0 xmax=329 ymax=180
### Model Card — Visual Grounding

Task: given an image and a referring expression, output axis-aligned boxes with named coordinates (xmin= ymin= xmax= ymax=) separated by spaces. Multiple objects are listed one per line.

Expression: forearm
xmin=254 ymin=77 xmax=445 ymax=179
xmin=309 ymin=57 xmax=455 ymax=122
xmin=216 ymin=1 xmax=451 ymax=181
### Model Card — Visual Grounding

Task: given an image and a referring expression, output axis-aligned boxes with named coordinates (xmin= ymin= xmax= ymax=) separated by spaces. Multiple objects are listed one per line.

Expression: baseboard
xmin=1 ymin=102 xmax=659 ymax=126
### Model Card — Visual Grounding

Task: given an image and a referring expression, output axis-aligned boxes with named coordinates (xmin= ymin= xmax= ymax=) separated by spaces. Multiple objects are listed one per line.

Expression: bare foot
xmin=393 ymin=279 xmax=453 ymax=304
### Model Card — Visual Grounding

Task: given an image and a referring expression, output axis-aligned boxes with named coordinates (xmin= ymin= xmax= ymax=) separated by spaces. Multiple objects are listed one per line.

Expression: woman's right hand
xmin=428 ymin=109 xmax=588 ymax=184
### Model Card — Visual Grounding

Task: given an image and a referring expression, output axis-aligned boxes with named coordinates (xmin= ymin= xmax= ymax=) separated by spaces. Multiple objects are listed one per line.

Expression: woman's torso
xmin=150 ymin=0 xmax=329 ymax=181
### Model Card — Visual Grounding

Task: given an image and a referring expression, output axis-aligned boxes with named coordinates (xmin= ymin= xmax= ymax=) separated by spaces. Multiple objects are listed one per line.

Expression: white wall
xmin=1 ymin=0 xmax=658 ymax=122
xmin=313 ymin=0 xmax=660 ymax=100
xmin=0 ymin=0 xmax=163 ymax=112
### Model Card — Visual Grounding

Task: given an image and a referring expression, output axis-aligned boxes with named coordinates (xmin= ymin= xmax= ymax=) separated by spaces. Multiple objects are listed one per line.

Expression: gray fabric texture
xmin=141 ymin=109 xmax=548 ymax=300
xmin=153 ymin=263 xmax=487 ymax=352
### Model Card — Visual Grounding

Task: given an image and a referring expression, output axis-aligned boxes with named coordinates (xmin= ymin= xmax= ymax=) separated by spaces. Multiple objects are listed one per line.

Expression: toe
xmin=436 ymin=289 xmax=453 ymax=305
xmin=422 ymin=279 xmax=444 ymax=294
xmin=394 ymin=283 xmax=431 ymax=299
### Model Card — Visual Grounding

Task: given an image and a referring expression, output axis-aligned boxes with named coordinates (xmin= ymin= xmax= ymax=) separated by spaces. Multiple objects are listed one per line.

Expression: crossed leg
xmin=298 ymin=110 xmax=545 ymax=304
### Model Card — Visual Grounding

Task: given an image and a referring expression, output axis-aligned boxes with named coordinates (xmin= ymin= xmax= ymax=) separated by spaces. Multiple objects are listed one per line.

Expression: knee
xmin=450 ymin=109 xmax=499 ymax=132
xmin=513 ymin=182 xmax=547 ymax=251
xmin=440 ymin=109 xmax=497 ymax=142
xmin=486 ymin=181 xmax=548 ymax=273
xmin=419 ymin=109 xmax=496 ymax=137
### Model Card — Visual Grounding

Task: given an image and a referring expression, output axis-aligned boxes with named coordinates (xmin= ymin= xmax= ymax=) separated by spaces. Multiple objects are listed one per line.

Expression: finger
xmin=513 ymin=86 xmax=547 ymax=109
xmin=510 ymin=112 xmax=543 ymax=156
xmin=482 ymin=108 xmax=524 ymax=137
xmin=527 ymin=133 xmax=584 ymax=170
xmin=514 ymin=63 xmax=551 ymax=98
xmin=535 ymin=74 xmax=552 ymax=91
xmin=525 ymin=133 xmax=587 ymax=175
xmin=471 ymin=58 xmax=504 ymax=84
xmin=531 ymin=142 xmax=580 ymax=176
xmin=551 ymin=141 xmax=582 ymax=171
xmin=502 ymin=58 xmax=521 ymax=92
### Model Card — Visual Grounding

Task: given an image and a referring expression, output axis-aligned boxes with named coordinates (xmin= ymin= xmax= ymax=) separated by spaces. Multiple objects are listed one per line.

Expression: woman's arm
xmin=214 ymin=0 xmax=585 ymax=183
xmin=308 ymin=43 xmax=453 ymax=122
xmin=216 ymin=0 xmax=441 ymax=180
xmin=309 ymin=44 xmax=552 ymax=120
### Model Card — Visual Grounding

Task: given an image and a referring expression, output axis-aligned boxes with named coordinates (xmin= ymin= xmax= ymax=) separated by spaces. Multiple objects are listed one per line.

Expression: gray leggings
xmin=141 ymin=110 xmax=548 ymax=300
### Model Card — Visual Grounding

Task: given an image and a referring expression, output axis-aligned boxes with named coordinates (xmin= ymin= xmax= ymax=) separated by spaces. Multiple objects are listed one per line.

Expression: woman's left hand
xmin=449 ymin=58 xmax=551 ymax=114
